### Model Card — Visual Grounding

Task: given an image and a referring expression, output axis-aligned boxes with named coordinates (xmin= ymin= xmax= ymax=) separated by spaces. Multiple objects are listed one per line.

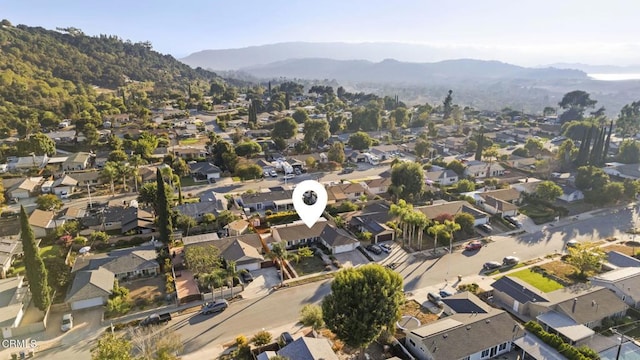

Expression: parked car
xmin=566 ymin=239 xmax=579 ymax=248
xmin=465 ymin=240 xmax=483 ymax=251
xmin=427 ymin=292 xmax=445 ymax=308
xmin=366 ymin=244 xmax=382 ymax=255
xmin=241 ymin=271 xmax=254 ymax=283
xmin=385 ymin=262 xmax=399 ymax=270
xmin=483 ymin=261 xmax=502 ymax=270
xmin=339 ymin=168 xmax=355 ymax=175
xmin=476 ymin=223 xmax=493 ymax=233
xmin=263 ymin=171 xmax=270 ymax=178
xmin=280 ymin=332 xmax=294 ymax=345
xmin=284 ymin=173 xmax=295 ymax=180
xmin=140 ymin=312 xmax=172 ymax=326
xmin=294 ymin=168 xmax=302 ymax=175
xmin=200 ymin=299 xmax=229 ymax=315
xmin=379 ymin=243 xmax=392 ymax=253
xmin=503 ymin=256 xmax=520 ymax=266
xmin=269 ymin=170 xmax=278 ymax=178
xmin=61 ymin=313 xmax=73 ymax=332
xmin=504 ymin=215 xmax=522 ymax=228
xmin=439 ymin=290 xmax=453 ymax=298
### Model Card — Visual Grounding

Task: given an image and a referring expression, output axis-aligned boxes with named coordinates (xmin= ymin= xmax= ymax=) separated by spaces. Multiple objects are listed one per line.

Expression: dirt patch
xmin=400 ymin=300 xmax=439 ymax=325
xmin=537 ymin=261 xmax=579 ymax=285
xmin=604 ymin=243 xmax=640 ymax=257
xmin=125 ymin=276 xmax=166 ymax=308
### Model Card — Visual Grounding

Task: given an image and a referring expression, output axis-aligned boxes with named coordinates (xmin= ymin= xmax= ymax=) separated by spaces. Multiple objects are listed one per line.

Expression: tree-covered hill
xmin=0 ymin=20 xmax=221 ymax=135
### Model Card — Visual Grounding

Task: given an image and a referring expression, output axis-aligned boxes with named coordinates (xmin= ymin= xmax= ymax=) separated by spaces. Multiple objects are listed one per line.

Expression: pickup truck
xmin=139 ymin=312 xmax=172 ymax=327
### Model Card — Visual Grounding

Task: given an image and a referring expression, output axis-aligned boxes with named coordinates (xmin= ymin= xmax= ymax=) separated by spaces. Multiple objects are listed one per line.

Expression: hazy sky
xmin=4 ymin=0 xmax=640 ymax=65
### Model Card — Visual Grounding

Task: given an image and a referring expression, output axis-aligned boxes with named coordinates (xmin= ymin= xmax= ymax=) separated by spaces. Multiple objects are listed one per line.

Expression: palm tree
xmin=444 ymin=219 xmax=462 ymax=254
xmin=129 ymin=154 xmax=146 ymax=193
xmin=266 ymin=241 xmax=298 ymax=286
xmin=225 ymin=261 xmax=242 ymax=299
xmin=101 ymin=161 xmax=118 ymax=196
xmin=116 ymin=162 xmax=134 ymax=192
xmin=200 ymin=268 xmax=226 ymax=301
xmin=415 ymin=212 xmax=429 ymax=250
xmin=483 ymin=145 xmax=499 ymax=178
xmin=427 ymin=221 xmax=447 ymax=254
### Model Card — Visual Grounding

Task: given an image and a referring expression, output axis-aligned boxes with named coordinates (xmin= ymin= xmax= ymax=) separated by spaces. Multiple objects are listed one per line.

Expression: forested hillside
xmin=0 ymin=20 xmax=220 ymax=136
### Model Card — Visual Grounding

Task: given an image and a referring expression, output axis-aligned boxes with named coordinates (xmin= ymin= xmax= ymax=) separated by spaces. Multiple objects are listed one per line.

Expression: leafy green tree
xmin=235 ymin=141 xmax=262 ymax=158
xmin=535 ymin=181 xmax=563 ymax=201
xmin=303 ymin=119 xmax=330 ymax=148
xmin=414 ymin=138 xmax=431 ymax=159
xmin=175 ymin=214 xmax=197 ymax=236
xmin=558 ymin=90 xmax=597 ymax=122
xmin=603 ymin=182 xmax=624 ymax=204
xmin=216 ymin=210 xmax=237 ymax=229
xmin=297 ymin=246 xmax=314 ymax=259
xmin=427 ymin=221 xmax=447 ymax=250
xmin=156 ymin=169 xmax=173 ymax=244
xmin=623 ymin=179 xmax=640 ymax=199
xmin=101 ymin=161 xmax=119 ymax=195
xmin=89 ymin=231 xmax=110 ymax=244
xmin=19 ymin=206 xmax=51 ymax=311
xmin=292 ymin=108 xmax=309 ymax=124
xmin=83 ymin=123 xmax=99 ymax=146
xmin=454 ymin=213 xmax=475 ymax=235
xmin=455 ymin=179 xmax=475 ymax=193
xmin=327 ymin=142 xmax=345 ymax=164
xmin=618 ymin=140 xmax=640 ymax=164
xmin=271 ymin=117 xmax=298 ymax=139
xmin=235 ymin=161 xmax=263 ymax=180
xmin=391 ymin=162 xmax=424 ymax=201
xmin=200 ymin=213 xmax=217 ymax=228
xmin=300 ymin=304 xmax=324 ymax=330
xmin=184 ymin=245 xmax=220 ymax=276
xmin=566 ymin=242 xmax=606 ymax=277
xmin=36 ymin=194 xmax=63 ymax=211
xmin=92 ymin=333 xmax=132 ymax=360
xmin=524 ymin=138 xmax=545 ymax=156
xmin=446 ymin=160 xmax=465 ymax=177
xmin=616 ymin=101 xmax=640 ymax=139
xmin=322 ymin=264 xmax=403 ymax=354
xmin=556 ymin=139 xmax=577 ymax=167
xmin=575 ymin=166 xmax=609 ymax=192
xmin=348 ymin=131 xmax=373 ymax=150
xmin=16 ymin=133 xmax=56 ymax=156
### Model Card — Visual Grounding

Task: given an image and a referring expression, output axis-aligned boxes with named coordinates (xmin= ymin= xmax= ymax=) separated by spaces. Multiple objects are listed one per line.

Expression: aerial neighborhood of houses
xmin=4 ymin=82 xmax=640 ymax=360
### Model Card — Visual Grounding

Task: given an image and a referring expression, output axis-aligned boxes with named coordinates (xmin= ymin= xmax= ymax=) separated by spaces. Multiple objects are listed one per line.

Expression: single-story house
xmin=237 ymin=190 xmax=294 ymax=213
xmin=183 ymin=233 xmax=266 ymax=271
xmin=271 ymin=219 xmax=327 ymax=249
xmin=318 ymin=225 xmax=360 ymax=254
xmin=603 ymin=162 xmax=640 ymax=180
xmin=65 ymin=267 xmax=114 ymax=310
xmin=8 ymin=155 xmax=49 ymax=171
xmin=171 ymin=145 xmax=208 ymax=159
xmin=557 ymin=184 xmax=584 ymax=203
xmin=425 ymin=169 xmax=459 ymax=186
xmin=189 ymin=162 xmax=221 ymax=181
xmin=606 ymin=250 xmax=640 ymax=268
xmin=511 ymin=178 xmax=544 ymax=195
xmin=345 ymin=201 xmax=395 ymax=243
xmin=405 ymin=307 xmax=520 ymax=360
xmin=72 ymin=244 xmax=160 ymax=283
xmin=29 ymin=209 xmax=63 ymax=238
xmin=326 ymin=183 xmax=367 ymax=202
xmin=590 ymin=267 xmax=640 ymax=307
xmin=0 ymin=234 xmax=22 ymax=279
xmin=121 ymin=208 xmax=155 ymax=234
xmin=51 ymin=175 xmax=78 ymax=197
xmin=491 ymin=276 xmax=550 ymax=319
xmin=174 ymin=201 xmax=222 ymax=222
xmin=225 ymin=219 xmax=249 ymax=236
xmin=416 ymin=201 xmax=490 ymax=226
xmin=6 ymin=177 xmax=42 ymax=200
xmin=479 ymin=195 xmax=518 ymax=217
xmin=362 ymin=177 xmax=392 ymax=195
xmin=62 ymin=152 xmax=93 ymax=171
xmin=44 ymin=130 xmax=76 ymax=143
xmin=276 ymin=336 xmax=338 ymax=360
xmin=68 ymin=171 xmax=103 ymax=187
xmin=464 ymin=160 xmax=505 ymax=178
xmin=0 ymin=277 xmax=30 ymax=338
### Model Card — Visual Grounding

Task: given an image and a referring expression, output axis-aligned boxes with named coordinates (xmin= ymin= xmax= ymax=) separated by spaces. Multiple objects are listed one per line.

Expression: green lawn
xmin=508 ymin=268 xmax=564 ymax=292
xmin=292 ymin=256 xmax=327 ymax=276
xmin=12 ymin=244 xmax=63 ymax=276
xmin=178 ymin=138 xmax=200 ymax=145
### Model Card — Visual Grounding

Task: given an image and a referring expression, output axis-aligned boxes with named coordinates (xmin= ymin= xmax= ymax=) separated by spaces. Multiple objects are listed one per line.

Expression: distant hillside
xmin=546 ymin=63 xmax=640 ymax=74
xmin=0 ymin=21 xmax=221 ymax=133
xmin=180 ymin=41 xmax=524 ymax=71
xmin=239 ymin=58 xmax=587 ymax=84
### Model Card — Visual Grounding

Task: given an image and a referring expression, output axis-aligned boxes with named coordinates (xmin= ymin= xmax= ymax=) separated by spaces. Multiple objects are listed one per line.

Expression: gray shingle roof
xmin=278 ymin=337 xmax=338 ymax=360
xmin=319 ymin=226 xmax=359 ymax=248
xmin=491 ymin=276 xmax=549 ymax=304
xmin=65 ymin=267 xmax=114 ymax=302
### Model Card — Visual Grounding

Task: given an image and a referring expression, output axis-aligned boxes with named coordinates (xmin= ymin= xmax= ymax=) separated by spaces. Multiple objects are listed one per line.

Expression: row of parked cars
xmin=365 ymin=243 xmax=392 ymax=255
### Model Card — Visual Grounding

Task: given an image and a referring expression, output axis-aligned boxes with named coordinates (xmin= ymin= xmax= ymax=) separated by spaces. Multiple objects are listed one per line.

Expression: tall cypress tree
xmin=19 ymin=206 xmax=51 ymax=311
xmin=602 ymin=120 xmax=614 ymax=164
xmin=576 ymin=130 xmax=588 ymax=166
xmin=156 ymin=169 xmax=172 ymax=244
xmin=475 ymin=128 xmax=484 ymax=161
xmin=284 ymin=92 xmax=290 ymax=110
xmin=588 ymin=127 xmax=601 ymax=165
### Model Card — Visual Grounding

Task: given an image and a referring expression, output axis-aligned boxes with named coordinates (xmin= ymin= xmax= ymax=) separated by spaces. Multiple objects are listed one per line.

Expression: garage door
xmin=376 ymin=233 xmax=393 ymax=243
xmin=71 ymin=297 xmax=104 ymax=310
xmin=237 ymin=262 xmax=261 ymax=272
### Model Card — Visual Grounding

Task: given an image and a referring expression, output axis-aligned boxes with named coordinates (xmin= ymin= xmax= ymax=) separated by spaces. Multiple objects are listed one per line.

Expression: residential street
xmin=20 ymin=202 xmax=639 ymax=359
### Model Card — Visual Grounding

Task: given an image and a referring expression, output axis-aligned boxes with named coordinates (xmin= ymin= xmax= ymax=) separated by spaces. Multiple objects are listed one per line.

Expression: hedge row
xmin=524 ymin=321 xmax=599 ymax=360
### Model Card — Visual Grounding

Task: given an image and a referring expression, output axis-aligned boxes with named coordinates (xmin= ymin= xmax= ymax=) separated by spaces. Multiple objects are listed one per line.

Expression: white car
xmin=284 ymin=174 xmax=295 ymax=180
xmin=61 ymin=313 xmax=73 ymax=332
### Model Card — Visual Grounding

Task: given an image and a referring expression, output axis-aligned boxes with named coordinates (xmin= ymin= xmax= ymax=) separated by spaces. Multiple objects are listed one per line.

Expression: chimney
xmin=572 ymin=298 xmax=578 ymax=313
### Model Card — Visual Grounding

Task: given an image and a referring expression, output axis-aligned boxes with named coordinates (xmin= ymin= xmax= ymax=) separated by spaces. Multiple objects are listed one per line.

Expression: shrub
xmin=300 ymin=304 xmax=324 ymax=330
xmin=251 ymin=330 xmax=272 ymax=346
xmin=73 ymin=236 xmax=88 ymax=245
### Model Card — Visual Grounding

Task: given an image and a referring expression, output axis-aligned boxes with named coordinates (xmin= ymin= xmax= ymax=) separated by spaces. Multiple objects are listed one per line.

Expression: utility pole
xmin=611 ymin=328 xmax=629 ymax=360
xmin=87 ymin=183 xmax=93 ymax=209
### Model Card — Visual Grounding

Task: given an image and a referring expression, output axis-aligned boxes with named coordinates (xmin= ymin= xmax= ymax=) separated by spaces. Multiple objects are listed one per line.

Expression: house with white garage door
xmin=65 ymin=267 xmax=114 ymax=310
